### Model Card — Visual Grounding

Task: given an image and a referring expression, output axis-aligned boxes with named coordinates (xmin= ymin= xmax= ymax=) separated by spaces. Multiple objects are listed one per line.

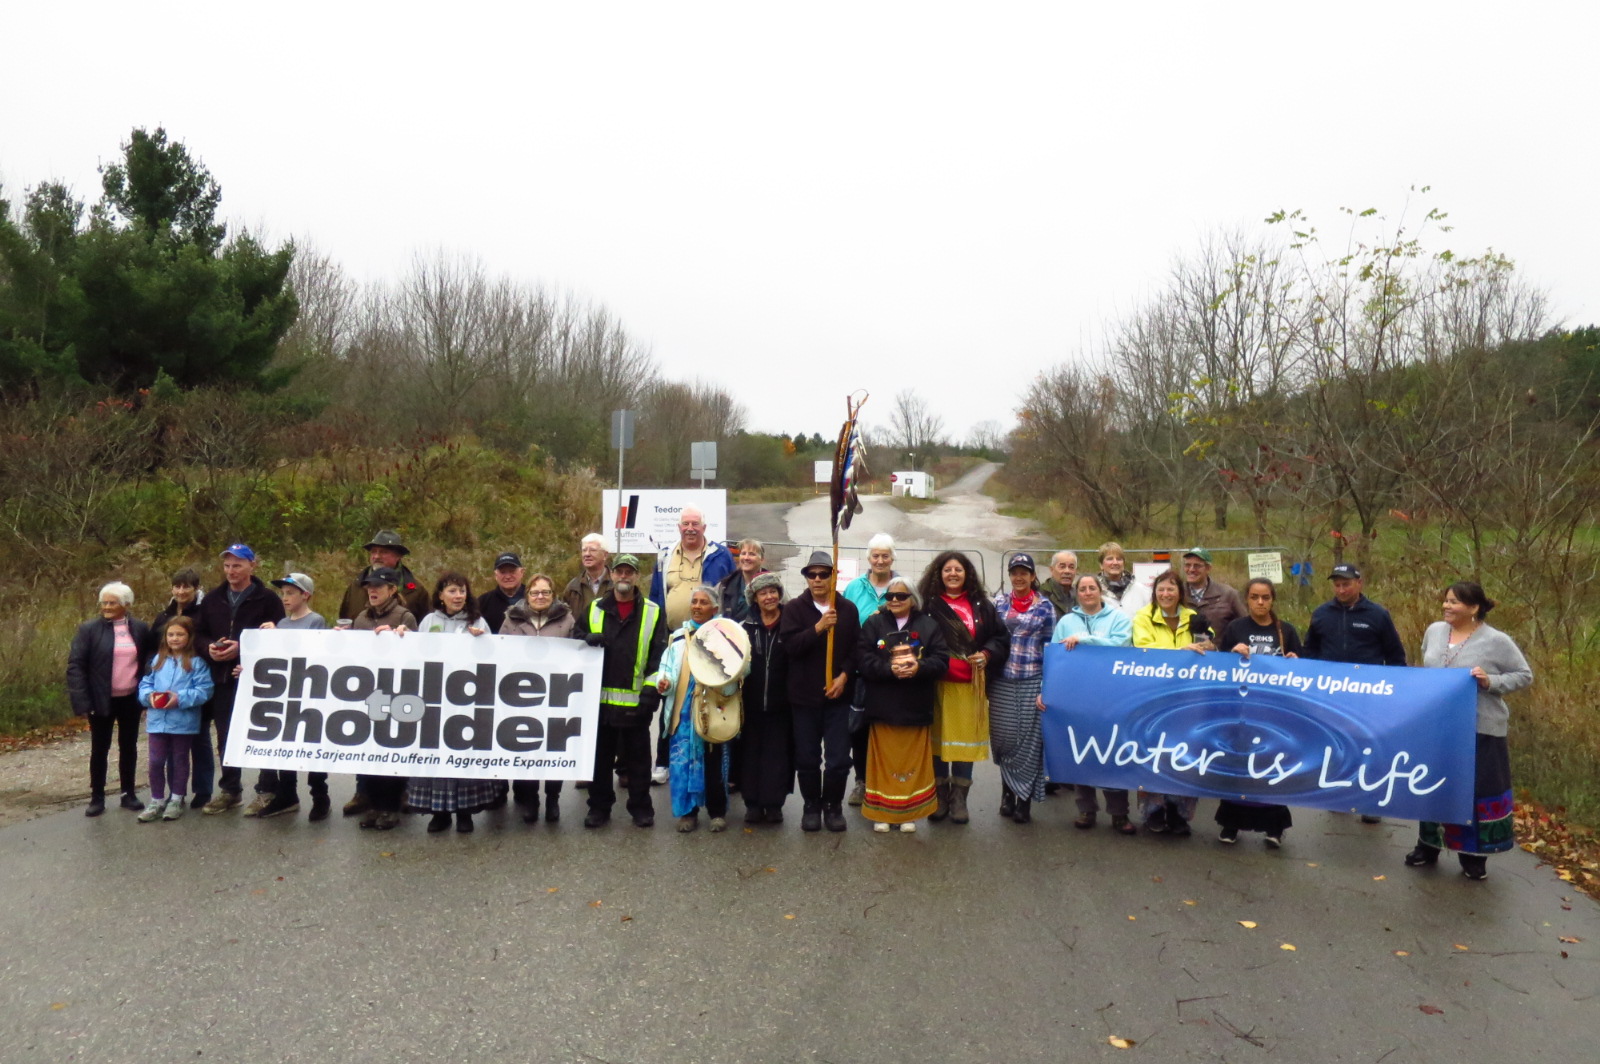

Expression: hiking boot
xmin=1074 ymin=812 xmax=1097 ymax=830
xmin=677 ymin=814 xmax=699 ymax=833
xmin=258 ymin=796 xmax=299 ymax=818
xmin=203 ymin=793 xmax=241 ymax=815
xmin=929 ymin=780 xmax=951 ymax=822
xmin=947 ymin=779 xmax=971 ymax=824
xmin=358 ymin=809 xmax=381 ymax=830
xmin=308 ymin=796 xmax=331 ymax=822
xmin=1112 ymin=815 xmax=1137 ymax=835
xmin=632 ymin=813 xmax=654 ymax=828
xmin=342 ymin=793 xmax=371 ymax=817
xmin=848 ymin=781 xmax=865 ymax=807
xmin=1459 ymin=855 xmax=1488 ymax=881
xmin=744 ymin=805 xmax=766 ymax=824
xmin=823 ymin=804 xmax=847 ymax=832
xmin=801 ymin=802 xmax=822 ymax=832
xmin=999 ymin=785 xmax=1016 ymax=818
xmin=241 ymin=793 xmax=271 ymax=818
xmin=162 ymin=796 xmax=186 ymax=821
xmin=765 ymin=805 xmax=784 ymax=824
xmin=372 ymin=810 xmax=401 ymax=831
xmin=120 ymin=793 xmax=145 ymax=812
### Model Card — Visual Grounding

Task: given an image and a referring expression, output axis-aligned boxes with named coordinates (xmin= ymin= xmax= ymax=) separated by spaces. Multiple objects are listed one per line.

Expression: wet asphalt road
xmin=2 ymin=771 xmax=1596 ymax=1064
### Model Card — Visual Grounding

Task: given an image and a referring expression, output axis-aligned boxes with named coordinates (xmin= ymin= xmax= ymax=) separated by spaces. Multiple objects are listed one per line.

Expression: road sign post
xmin=611 ymin=410 xmax=635 ymax=551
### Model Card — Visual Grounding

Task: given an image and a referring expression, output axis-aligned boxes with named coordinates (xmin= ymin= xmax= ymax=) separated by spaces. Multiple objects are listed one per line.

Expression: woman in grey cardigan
xmin=1405 ymin=581 xmax=1532 ymax=881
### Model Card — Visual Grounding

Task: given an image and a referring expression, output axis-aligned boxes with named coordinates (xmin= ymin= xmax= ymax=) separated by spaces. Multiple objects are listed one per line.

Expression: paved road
xmin=4 ymin=482 xmax=1597 ymax=1063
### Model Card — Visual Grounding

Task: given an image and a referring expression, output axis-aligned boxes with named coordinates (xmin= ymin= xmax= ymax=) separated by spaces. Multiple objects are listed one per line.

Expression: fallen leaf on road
xmin=546 ymin=887 xmax=559 ymax=894
xmin=589 ymin=900 xmax=603 ymax=908
xmin=250 ymin=888 xmax=267 ymax=895
xmin=1183 ymin=900 xmax=1197 ymax=906
xmin=1280 ymin=943 xmax=1297 ymax=951
xmin=1394 ymin=950 xmax=1410 ymax=957
xmin=765 ymin=867 xmax=776 ymax=873
xmin=1128 ymin=915 xmax=1137 ymax=921
xmin=620 ymin=915 xmax=633 ymax=923
xmin=784 ymin=914 xmax=795 ymax=920
xmin=743 ymin=828 xmax=753 ymax=834
xmin=1238 ymin=920 xmax=1257 ymax=929
xmin=1305 ymin=862 xmax=1319 ymax=868
xmin=1558 ymin=936 xmax=1581 ymax=944
xmin=1151 ymin=875 xmax=1163 ymax=883
xmin=378 ymin=851 xmax=393 ymax=858
xmin=1108 ymin=1036 xmax=1136 ymax=1049
xmin=1453 ymin=944 xmax=1469 ymax=951
xmin=1372 ymin=875 xmax=1386 ymax=881
xmin=50 ymin=1003 xmax=66 ymax=1011
xmin=1419 ymin=1005 xmax=1444 ymax=1015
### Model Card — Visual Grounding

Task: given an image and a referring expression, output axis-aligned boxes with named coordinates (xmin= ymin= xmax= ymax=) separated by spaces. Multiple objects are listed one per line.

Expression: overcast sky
xmin=3 ymin=2 xmax=1594 ymax=443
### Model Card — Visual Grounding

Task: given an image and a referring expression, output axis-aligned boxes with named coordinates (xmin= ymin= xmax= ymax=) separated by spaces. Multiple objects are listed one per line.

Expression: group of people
xmin=66 ymin=512 xmax=1532 ymax=881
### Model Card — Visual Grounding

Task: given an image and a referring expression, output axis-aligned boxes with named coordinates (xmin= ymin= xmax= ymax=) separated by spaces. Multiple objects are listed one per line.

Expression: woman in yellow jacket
xmin=1131 ymin=570 xmax=1212 ymax=836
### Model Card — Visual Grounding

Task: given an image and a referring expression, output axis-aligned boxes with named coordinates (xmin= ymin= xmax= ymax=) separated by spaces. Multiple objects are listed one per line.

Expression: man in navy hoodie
xmin=1302 ymin=563 xmax=1406 ymax=823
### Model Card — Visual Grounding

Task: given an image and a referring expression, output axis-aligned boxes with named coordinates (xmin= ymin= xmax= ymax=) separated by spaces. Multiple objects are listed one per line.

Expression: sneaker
xmin=308 ymin=796 xmax=331 ymax=822
xmin=137 ymin=801 xmax=164 ymax=823
xmin=162 ymin=797 xmax=186 ymax=821
xmin=257 ymin=796 xmax=300 ymax=818
xmin=120 ymin=793 xmax=145 ymax=812
xmin=1169 ymin=817 xmax=1192 ymax=839
xmin=584 ymin=811 xmax=611 ymax=829
xmin=848 ymin=781 xmax=865 ymax=807
xmin=241 ymin=794 xmax=272 ymax=818
xmin=1263 ymin=833 xmax=1282 ymax=849
xmin=897 ymin=822 xmax=916 ymax=833
xmin=342 ymin=794 xmax=371 ymax=817
xmin=708 ymin=817 xmax=727 ymax=833
xmin=873 ymin=822 xmax=891 ymax=833
xmin=651 ymin=766 xmax=669 ymax=786
xmin=1219 ymin=826 xmax=1239 ymax=845
xmin=85 ymin=796 xmax=106 ymax=818
xmin=203 ymin=793 xmax=241 ymax=815
xmin=676 ymin=814 xmax=699 ymax=833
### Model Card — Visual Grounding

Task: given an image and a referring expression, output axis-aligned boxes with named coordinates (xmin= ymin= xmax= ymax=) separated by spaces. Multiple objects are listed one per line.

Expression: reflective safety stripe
xmin=590 ymin=598 xmax=661 ymax=705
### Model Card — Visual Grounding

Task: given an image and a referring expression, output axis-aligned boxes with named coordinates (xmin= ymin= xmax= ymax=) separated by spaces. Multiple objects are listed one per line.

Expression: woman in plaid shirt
xmin=988 ymin=554 xmax=1057 ymax=825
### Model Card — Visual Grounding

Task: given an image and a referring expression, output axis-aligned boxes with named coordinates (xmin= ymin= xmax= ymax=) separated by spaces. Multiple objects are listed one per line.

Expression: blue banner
xmin=1040 ymin=645 xmax=1478 ymax=822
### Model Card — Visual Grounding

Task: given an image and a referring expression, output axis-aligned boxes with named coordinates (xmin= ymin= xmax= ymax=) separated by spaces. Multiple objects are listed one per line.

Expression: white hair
xmin=679 ymin=506 xmax=705 ymax=525
xmin=1052 ymin=550 xmax=1078 ymax=566
xmin=867 ymin=533 xmax=896 ymax=553
xmin=580 ymin=532 xmax=607 ymax=548
xmin=884 ymin=575 xmax=918 ymax=607
xmin=99 ymin=582 xmax=135 ymax=606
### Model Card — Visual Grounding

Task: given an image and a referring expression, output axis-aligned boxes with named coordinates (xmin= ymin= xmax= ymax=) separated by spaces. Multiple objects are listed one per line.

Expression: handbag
xmin=693 ymin=684 xmax=742 ymax=743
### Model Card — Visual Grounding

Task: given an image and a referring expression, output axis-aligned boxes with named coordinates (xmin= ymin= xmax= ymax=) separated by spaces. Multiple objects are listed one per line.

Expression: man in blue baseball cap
xmin=193 ymin=544 xmax=285 ymax=814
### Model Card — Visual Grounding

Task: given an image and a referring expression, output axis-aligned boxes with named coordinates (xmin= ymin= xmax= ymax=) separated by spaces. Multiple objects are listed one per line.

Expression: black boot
xmin=522 ymin=796 xmax=541 ymax=824
xmin=428 ymin=812 xmax=451 ymax=833
xmin=1404 ymin=843 xmax=1440 ymax=867
xmin=823 ymin=803 xmax=847 ymax=832
xmin=456 ymin=811 xmax=474 ymax=833
xmin=999 ymin=785 xmax=1016 ymax=818
xmin=545 ymin=794 xmax=560 ymax=823
xmin=1459 ymin=854 xmax=1488 ymax=881
xmin=85 ymin=794 xmax=106 ymax=817
xmin=801 ymin=801 xmax=822 ymax=832
xmin=1012 ymin=799 xmax=1032 ymax=825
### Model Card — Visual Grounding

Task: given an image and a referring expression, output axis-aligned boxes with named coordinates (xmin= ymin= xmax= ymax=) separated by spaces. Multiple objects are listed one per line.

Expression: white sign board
xmin=227 ymin=630 xmax=602 ymax=780
xmin=601 ymin=489 xmax=728 ymax=554
xmin=1247 ymin=551 xmax=1285 ymax=585
xmin=813 ymin=460 xmax=832 ymax=484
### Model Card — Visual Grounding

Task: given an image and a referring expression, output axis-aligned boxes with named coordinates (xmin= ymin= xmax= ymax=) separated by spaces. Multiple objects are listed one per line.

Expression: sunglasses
xmin=883 ymin=592 xmax=912 ymax=602
xmin=803 ymin=569 xmax=833 ymax=579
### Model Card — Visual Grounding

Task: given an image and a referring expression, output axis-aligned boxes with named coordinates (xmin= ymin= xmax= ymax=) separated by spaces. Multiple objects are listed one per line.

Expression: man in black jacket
xmin=479 ymin=551 xmax=528 ymax=634
xmin=1303 ymin=563 xmax=1406 ymax=823
xmin=580 ymin=555 xmax=667 ymax=828
xmin=193 ymin=544 xmax=285 ymax=814
xmin=778 ymin=550 xmax=861 ymax=833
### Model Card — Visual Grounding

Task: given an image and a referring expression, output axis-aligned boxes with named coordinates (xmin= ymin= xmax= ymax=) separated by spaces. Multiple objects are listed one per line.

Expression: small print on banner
xmin=1248 ymin=551 xmax=1284 ymax=584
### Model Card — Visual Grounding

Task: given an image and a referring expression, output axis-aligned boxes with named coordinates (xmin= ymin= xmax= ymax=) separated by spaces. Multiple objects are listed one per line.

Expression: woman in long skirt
xmin=1408 ymin=581 xmax=1532 ymax=881
xmin=988 ymin=554 xmax=1056 ymax=824
xmin=857 ymin=577 xmax=949 ymax=832
xmin=739 ymin=574 xmax=794 ymax=823
xmin=404 ymin=573 xmax=501 ymax=833
xmin=656 ymin=587 xmax=733 ymax=833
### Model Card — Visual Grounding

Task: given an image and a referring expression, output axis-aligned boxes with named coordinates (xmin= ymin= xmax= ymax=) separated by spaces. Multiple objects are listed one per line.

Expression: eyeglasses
xmin=884 ymin=592 xmax=912 ymax=602
xmin=803 ymin=570 xmax=832 ymax=579
xmin=528 ymin=589 xmax=553 ymax=596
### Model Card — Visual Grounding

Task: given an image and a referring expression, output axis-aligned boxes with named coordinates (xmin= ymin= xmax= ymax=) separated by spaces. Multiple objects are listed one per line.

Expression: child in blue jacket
xmin=136 ymin=616 xmax=214 ymax=821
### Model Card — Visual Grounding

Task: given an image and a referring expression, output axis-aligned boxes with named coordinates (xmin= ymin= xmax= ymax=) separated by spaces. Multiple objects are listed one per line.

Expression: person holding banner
xmin=1054 ymin=573 xmax=1137 ymax=834
xmin=253 ymin=572 xmax=331 ymax=821
xmin=347 ymin=567 xmax=417 ymax=830
xmin=402 ymin=573 xmax=501 ymax=833
xmin=780 ymin=551 xmax=861 ymax=833
xmin=501 ymin=574 xmax=576 ymax=823
xmin=656 ymin=587 xmax=737 ymax=832
xmin=1131 ymin=570 xmax=1211 ymax=836
xmin=988 ymin=554 xmax=1055 ymax=825
xmin=1215 ymin=578 xmax=1301 ymax=847
xmin=919 ymin=551 xmax=1010 ymax=825
xmin=738 ymin=573 xmax=793 ymax=824
xmin=1408 ymin=582 xmax=1533 ymax=881
xmin=857 ymin=576 xmax=948 ymax=832
xmin=1181 ymin=548 xmax=1246 ymax=637
xmin=582 ymin=554 xmax=667 ymax=829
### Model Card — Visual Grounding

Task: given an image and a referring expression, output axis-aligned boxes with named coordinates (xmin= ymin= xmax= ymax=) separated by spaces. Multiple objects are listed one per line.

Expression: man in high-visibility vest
xmin=581 ymin=554 xmax=668 ymax=829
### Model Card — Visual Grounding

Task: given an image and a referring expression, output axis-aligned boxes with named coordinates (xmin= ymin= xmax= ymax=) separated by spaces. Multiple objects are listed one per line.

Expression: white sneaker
xmin=898 ymin=822 xmax=916 ymax=833
xmin=137 ymin=801 xmax=164 ymax=823
xmin=163 ymin=796 xmax=186 ymax=821
xmin=873 ymin=822 xmax=890 ymax=833
xmin=650 ymin=766 xmax=669 ymax=785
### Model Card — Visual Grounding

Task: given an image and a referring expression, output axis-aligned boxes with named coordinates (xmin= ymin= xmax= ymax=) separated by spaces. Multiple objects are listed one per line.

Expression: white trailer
xmin=890 ymin=471 xmax=935 ymax=499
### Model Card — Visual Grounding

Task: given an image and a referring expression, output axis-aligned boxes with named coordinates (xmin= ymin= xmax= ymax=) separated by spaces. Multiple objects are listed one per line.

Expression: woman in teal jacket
xmin=1051 ymin=574 xmax=1136 ymax=833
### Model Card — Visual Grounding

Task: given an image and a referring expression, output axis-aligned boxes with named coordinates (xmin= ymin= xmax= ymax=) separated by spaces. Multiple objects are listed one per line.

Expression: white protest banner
xmin=226 ymin=629 xmax=602 ymax=780
xmin=601 ymin=489 xmax=728 ymax=553
xmin=1248 ymin=551 xmax=1285 ymax=584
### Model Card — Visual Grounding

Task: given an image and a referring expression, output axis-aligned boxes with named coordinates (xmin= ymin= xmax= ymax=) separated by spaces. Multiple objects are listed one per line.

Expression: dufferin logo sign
xmin=225 ymin=630 xmax=603 ymax=780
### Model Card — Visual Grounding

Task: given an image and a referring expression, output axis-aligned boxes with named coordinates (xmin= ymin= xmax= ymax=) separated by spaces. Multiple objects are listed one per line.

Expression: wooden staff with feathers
xmin=825 ymin=392 xmax=869 ymax=688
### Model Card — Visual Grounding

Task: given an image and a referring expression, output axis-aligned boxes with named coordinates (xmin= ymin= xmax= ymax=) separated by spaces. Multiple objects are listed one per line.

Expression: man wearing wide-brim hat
xmin=338 ymin=529 xmax=429 ymax=623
